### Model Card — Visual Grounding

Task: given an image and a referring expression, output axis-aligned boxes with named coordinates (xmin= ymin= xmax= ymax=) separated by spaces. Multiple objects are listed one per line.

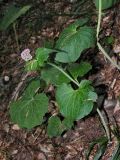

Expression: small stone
xmin=4 ymin=76 xmax=10 ymax=82
xmin=12 ymin=124 xmax=20 ymax=130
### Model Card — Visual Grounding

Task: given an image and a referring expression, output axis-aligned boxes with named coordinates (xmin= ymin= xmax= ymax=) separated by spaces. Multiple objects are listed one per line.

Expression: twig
xmin=10 ymin=72 xmax=30 ymax=101
xmin=13 ymin=23 xmax=20 ymax=52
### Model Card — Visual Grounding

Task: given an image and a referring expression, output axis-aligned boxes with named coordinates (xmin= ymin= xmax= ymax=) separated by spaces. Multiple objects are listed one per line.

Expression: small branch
xmin=13 ymin=23 xmax=20 ymax=52
xmin=10 ymin=72 xmax=30 ymax=101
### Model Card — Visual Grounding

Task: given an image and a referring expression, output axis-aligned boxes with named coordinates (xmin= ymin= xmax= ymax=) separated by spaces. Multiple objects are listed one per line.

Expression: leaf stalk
xmin=48 ymin=62 xmax=80 ymax=87
xmin=97 ymin=0 xmax=120 ymax=70
xmin=97 ymin=108 xmax=111 ymax=141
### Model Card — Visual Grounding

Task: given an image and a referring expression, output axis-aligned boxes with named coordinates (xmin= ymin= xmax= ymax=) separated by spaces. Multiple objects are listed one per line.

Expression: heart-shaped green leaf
xmin=47 ymin=116 xmax=65 ymax=137
xmin=35 ymin=48 xmax=53 ymax=67
xmin=56 ymin=81 xmax=97 ymax=121
xmin=55 ymin=20 xmax=95 ymax=63
xmin=41 ymin=66 xmax=70 ymax=85
xmin=23 ymin=80 xmax=40 ymax=98
xmin=67 ymin=61 xmax=92 ymax=79
xmin=0 ymin=5 xmax=31 ymax=30
xmin=94 ymin=0 xmax=118 ymax=10
xmin=10 ymin=93 xmax=48 ymax=129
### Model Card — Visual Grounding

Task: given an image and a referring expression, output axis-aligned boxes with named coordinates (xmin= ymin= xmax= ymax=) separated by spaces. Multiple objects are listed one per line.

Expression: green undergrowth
xmin=1 ymin=1 xmax=120 ymax=158
xmin=8 ymin=0 xmax=120 ymax=137
xmin=0 ymin=0 xmax=120 ymax=158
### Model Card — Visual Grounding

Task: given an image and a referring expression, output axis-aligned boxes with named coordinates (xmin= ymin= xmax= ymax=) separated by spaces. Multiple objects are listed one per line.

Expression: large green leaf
xmin=0 ymin=5 xmax=31 ymax=30
xmin=25 ymin=48 xmax=54 ymax=71
xmin=41 ymin=66 xmax=70 ymax=85
xmin=56 ymin=81 xmax=97 ymax=121
xmin=67 ymin=61 xmax=92 ymax=79
xmin=35 ymin=48 xmax=53 ymax=67
xmin=55 ymin=20 xmax=95 ymax=63
xmin=94 ymin=0 xmax=119 ymax=10
xmin=10 ymin=93 xmax=48 ymax=129
xmin=47 ymin=116 xmax=65 ymax=137
xmin=23 ymin=80 xmax=40 ymax=98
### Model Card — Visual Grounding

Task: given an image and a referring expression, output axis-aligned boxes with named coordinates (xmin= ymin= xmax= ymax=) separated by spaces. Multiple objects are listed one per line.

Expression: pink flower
xmin=20 ymin=48 xmax=32 ymax=61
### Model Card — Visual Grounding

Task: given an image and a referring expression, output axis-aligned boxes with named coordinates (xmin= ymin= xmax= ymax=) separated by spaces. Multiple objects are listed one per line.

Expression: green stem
xmin=13 ymin=23 xmax=20 ymax=52
xmin=48 ymin=62 xmax=80 ymax=87
xmin=97 ymin=0 xmax=102 ymax=40
xmin=95 ymin=0 xmax=113 ymax=141
xmin=97 ymin=108 xmax=110 ymax=141
xmin=97 ymin=42 xmax=120 ymax=70
xmin=97 ymin=0 xmax=120 ymax=70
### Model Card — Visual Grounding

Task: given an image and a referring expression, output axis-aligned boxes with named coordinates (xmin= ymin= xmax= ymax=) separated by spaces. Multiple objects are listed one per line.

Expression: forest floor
xmin=0 ymin=0 xmax=120 ymax=159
